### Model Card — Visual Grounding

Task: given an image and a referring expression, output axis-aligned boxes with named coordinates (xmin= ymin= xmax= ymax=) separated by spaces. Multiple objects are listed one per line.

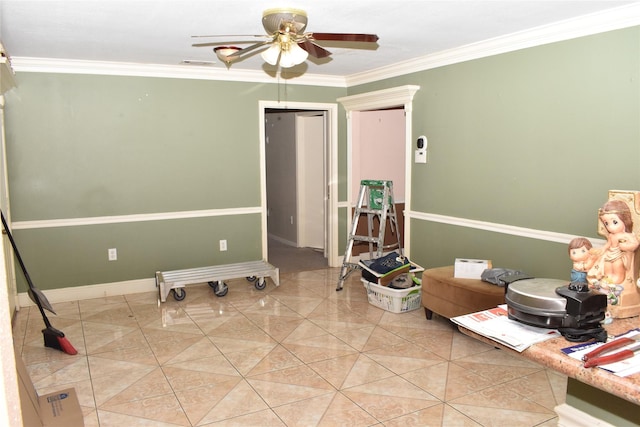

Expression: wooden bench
xmin=156 ymin=260 xmax=279 ymax=303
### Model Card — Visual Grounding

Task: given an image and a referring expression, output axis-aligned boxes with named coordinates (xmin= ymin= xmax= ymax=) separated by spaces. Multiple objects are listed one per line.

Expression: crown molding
xmin=337 ymin=85 xmax=420 ymax=112
xmin=0 ymin=57 xmax=16 ymax=94
xmin=9 ymin=57 xmax=347 ymax=87
xmin=346 ymin=2 xmax=640 ymax=87
xmin=9 ymin=3 xmax=640 ymax=88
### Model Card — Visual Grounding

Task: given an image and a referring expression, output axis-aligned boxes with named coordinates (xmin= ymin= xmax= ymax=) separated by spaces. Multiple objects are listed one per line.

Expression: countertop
xmin=459 ymin=316 xmax=640 ymax=406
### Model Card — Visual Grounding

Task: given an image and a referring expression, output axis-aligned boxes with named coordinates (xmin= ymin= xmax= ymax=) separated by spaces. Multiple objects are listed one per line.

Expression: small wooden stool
xmin=422 ymin=265 xmax=506 ymax=319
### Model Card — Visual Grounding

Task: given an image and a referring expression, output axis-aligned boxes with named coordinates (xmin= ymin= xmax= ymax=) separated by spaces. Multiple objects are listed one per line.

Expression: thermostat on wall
xmin=415 ymin=135 xmax=427 ymax=163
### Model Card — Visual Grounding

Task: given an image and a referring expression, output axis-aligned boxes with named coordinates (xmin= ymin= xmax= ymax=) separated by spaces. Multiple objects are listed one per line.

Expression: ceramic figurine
xmin=587 ymin=196 xmax=640 ymax=318
xmin=568 ymin=237 xmax=596 ymax=283
xmin=589 ymin=200 xmax=639 ymax=286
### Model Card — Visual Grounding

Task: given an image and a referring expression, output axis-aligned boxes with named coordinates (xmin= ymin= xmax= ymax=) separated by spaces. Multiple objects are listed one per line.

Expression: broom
xmin=1 ymin=211 xmax=77 ymax=355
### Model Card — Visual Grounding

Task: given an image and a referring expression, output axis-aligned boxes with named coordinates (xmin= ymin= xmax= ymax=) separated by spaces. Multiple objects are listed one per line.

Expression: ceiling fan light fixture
xmin=214 ymin=46 xmax=242 ymax=64
xmin=279 ymin=42 xmax=308 ymax=68
xmin=262 ymin=8 xmax=307 ymax=34
xmin=261 ymin=43 xmax=281 ymax=66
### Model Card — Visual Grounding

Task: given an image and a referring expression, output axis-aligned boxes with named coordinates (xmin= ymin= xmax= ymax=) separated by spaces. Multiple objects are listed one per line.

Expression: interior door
xmin=296 ymin=113 xmax=325 ymax=250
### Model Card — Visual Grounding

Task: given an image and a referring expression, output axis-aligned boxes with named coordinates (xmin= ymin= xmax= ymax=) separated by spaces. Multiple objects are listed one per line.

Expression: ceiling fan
xmin=192 ymin=8 xmax=379 ymax=68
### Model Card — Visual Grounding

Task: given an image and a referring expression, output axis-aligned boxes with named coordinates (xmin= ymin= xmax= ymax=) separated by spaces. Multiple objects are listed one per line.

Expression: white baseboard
xmin=16 ymin=250 xmax=392 ymax=306
xmin=17 ymin=277 xmax=157 ymax=308
xmin=268 ymin=233 xmax=298 ymax=248
xmin=555 ymin=403 xmax=616 ymax=427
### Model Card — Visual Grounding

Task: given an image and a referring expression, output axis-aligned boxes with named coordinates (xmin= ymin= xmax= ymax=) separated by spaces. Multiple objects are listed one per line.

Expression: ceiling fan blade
xmin=308 ymin=33 xmax=379 ymax=43
xmin=227 ymin=40 xmax=272 ymax=58
xmin=298 ymin=40 xmax=332 ymax=59
xmin=192 ymin=40 xmax=262 ymax=47
xmin=191 ymin=34 xmax=265 ymax=39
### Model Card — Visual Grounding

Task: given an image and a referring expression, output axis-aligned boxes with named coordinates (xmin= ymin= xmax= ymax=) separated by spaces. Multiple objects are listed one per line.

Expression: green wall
xmin=4 ymin=74 xmax=346 ymax=290
xmin=351 ymin=26 xmax=640 ymax=280
xmin=566 ymin=378 xmax=640 ymax=426
xmin=4 ymin=25 xmax=640 ymax=291
xmin=13 ymin=215 xmax=263 ymax=289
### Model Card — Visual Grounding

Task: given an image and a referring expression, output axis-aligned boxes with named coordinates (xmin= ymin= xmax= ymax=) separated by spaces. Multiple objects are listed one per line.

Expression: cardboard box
xmin=15 ymin=348 xmax=84 ymax=427
xmin=454 ymin=258 xmax=492 ymax=280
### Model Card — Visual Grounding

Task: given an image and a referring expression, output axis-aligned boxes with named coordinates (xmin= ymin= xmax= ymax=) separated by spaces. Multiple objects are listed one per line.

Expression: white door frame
xmin=0 ymin=96 xmax=15 ymax=311
xmin=259 ymin=101 xmax=339 ymax=267
xmin=337 ymin=85 xmax=420 ymax=258
xmin=0 ymin=94 xmax=21 ymax=426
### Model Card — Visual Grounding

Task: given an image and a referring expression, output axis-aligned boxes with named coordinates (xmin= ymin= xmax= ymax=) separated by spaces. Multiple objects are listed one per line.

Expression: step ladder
xmin=336 ymin=179 xmax=403 ymax=291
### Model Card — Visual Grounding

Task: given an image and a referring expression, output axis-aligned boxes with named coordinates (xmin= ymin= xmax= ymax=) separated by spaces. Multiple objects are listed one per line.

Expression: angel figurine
xmin=588 ymin=199 xmax=639 ymax=304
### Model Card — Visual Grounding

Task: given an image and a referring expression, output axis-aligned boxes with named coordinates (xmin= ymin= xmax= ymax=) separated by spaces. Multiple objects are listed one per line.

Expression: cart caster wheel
xmin=208 ymin=281 xmax=216 ymax=289
xmin=214 ymin=281 xmax=228 ymax=297
xmin=173 ymin=288 xmax=186 ymax=301
xmin=255 ymin=278 xmax=266 ymax=290
xmin=246 ymin=276 xmax=257 ymax=282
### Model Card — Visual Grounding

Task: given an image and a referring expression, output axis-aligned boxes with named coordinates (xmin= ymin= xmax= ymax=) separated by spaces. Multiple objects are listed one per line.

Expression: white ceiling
xmin=1 ymin=1 xmax=639 ymax=79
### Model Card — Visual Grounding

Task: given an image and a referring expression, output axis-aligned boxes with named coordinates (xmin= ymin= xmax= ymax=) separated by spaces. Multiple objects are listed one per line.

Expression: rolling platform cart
xmin=156 ymin=260 xmax=279 ymax=303
xmin=336 ymin=179 xmax=403 ymax=291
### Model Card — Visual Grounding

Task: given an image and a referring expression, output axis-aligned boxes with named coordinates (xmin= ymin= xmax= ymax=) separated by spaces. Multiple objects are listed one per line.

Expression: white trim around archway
xmin=337 ymin=85 xmax=420 ymax=258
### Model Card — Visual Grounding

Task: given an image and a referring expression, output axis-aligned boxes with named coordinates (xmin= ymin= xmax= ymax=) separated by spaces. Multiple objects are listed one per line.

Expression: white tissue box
xmin=454 ymin=258 xmax=492 ymax=279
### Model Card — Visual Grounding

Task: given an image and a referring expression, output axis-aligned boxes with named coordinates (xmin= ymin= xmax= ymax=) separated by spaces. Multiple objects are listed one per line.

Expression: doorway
xmin=259 ymin=101 xmax=339 ymax=272
xmin=338 ymin=85 xmax=420 ymax=259
xmin=349 ymin=108 xmax=406 ymax=258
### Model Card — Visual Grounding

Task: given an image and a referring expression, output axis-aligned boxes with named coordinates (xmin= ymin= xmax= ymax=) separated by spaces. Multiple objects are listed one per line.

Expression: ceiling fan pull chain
xmin=284 ymin=72 xmax=288 ymax=105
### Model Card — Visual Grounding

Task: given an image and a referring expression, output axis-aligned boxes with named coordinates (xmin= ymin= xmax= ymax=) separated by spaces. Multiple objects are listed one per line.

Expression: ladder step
xmin=350 ymin=235 xmax=385 ymax=243
xmin=381 ymin=243 xmax=400 ymax=250
xmin=355 ymin=208 xmax=396 ymax=215
xmin=359 ymin=179 xmax=390 ymax=186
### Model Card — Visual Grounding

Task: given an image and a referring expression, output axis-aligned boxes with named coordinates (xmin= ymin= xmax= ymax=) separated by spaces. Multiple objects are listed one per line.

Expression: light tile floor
xmin=13 ymin=268 xmax=567 ymax=426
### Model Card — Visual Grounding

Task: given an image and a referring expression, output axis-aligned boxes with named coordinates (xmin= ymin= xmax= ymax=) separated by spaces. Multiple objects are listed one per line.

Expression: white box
xmin=454 ymin=258 xmax=492 ymax=279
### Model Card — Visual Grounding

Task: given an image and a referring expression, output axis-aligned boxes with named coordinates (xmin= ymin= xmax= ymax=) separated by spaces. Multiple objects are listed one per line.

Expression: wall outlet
xmin=108 ymin=248 xmax=117 ymax=261
xmin=219 ymin=240 xmax=227 ymax=251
